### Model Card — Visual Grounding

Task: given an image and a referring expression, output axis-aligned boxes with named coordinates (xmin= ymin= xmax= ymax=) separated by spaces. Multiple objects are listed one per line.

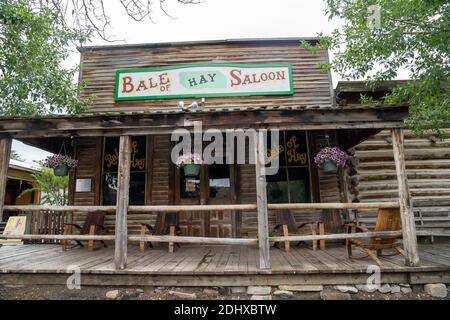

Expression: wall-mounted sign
xmin=76 ymin=178 xmax=92 ymax=192
xmin=115 ymin=63 xmax=293 ymax=101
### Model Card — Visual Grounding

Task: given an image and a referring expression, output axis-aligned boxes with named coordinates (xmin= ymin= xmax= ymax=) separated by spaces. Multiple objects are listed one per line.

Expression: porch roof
xmin=0 ymin=103 xmax=408 ymax=137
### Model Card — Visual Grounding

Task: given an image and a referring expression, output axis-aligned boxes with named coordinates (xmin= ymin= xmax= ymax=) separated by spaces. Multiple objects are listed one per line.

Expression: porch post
xmin=114 ymin=135 xmax=131 ymax=269
xmin=254 ymin=130 xmax=270 ymax=269
xmin=0 ymin=138 xmax=12 ymax=222
xmin=391 ymin=128 xmax=419 ymax=266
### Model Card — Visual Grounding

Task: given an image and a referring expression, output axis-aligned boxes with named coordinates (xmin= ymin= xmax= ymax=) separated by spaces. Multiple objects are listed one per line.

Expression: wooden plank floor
xmin=1 ymin=242 xmax=450 ymax=275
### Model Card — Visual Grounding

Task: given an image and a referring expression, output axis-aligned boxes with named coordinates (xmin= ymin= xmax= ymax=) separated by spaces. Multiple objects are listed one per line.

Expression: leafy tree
xmin=23 ymin=1 xmax=201 ymax=41
xmin=307 ymin=0 xmax=449 ymax=136
xmin=10 ymin=150 xmax=25 ymax=162
xmin=0 ymin=0 xmax=92 ymax=117
xmin=0 ymin=1 xmax=200 ymax=117
xmin=20 ymin=163 xmax=69 ymax=205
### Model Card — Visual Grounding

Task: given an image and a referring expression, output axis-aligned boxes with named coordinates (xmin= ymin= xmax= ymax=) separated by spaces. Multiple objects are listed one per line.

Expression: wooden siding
xmin=80 ymin=41 xmax=332 ymax=112
xmin=350 ymin=129 xmax=450 ymax=234
xmin=72 ymin=137 xmax=102 ymax=206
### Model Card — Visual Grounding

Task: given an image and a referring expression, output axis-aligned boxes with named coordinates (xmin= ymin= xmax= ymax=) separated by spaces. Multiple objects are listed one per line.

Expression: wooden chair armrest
xmin=273 ymin=224 xmax=284 ymax=232
xmin=355 ymin=225 xmax=370 ymax=232
xmin=345 ymin=223 xmax=370 ymax=233
xmin=91 ymin=224 xmax=106 ymax=231
xmin=298 ymin=222 xmax=319 ymax=229
xmin=64 ymin=223 xmax=82 ymax=230
xmin=141 ymin=223 xmax=154 ymax=232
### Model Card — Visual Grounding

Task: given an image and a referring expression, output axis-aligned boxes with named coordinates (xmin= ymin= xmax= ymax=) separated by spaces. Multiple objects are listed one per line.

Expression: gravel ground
xmin=0 ymin=284 xmax=448 ymax=300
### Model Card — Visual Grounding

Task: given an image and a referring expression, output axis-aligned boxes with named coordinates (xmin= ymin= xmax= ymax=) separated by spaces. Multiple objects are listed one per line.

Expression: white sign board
xmin=0 ymin=216 xmax=27 ymax=245
xmin=115 ymin=63 xmax=293 ymax=101
xmin=76 ymin=178 xmax=92 ymax=192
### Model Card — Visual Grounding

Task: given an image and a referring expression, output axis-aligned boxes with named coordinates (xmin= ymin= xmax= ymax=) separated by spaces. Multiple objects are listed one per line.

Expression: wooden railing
xmin=1 ymin=202 xmax=403 ymax=246
xmin=2 ymin=201 xmax=437 ymax=268
xmin=2 ymin=202 xmax=440 ymax=244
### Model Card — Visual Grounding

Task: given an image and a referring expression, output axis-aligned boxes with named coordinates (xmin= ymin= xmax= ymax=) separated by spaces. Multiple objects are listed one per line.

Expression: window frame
xmin=266 ymin=130 xmax=313 ymax=204
xmin=100 ymin=136 xmax=148 ymax=206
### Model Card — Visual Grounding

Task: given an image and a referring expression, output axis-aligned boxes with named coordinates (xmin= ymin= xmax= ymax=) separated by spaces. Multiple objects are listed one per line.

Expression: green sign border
xmin=114 ymin=63 xmax=294 ymax=101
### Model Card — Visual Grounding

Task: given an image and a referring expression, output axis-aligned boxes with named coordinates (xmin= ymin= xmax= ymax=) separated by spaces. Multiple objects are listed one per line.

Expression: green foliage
xmin=20 ymin=163 xmax=68 ymax=205
xmin=10 ymin=149 xmax=24 ymax=161
xmin=308 ymin=0 xmax=450 ymax=136
xmin=0 ymin=0 xmax=92 ymax=117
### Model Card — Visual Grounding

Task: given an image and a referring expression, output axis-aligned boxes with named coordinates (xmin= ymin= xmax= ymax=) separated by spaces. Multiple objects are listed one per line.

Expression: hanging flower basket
xmin=53 ymin=164 xmax=70 ymax=176
xmin=183 ymin=163 xmax=201 ymax=176
xmin=314 ymin=147 xmax=348 ymax=174
xmin=43 ymin=154 xmax=79 ymax=176
xmin=175 ymin=153 xmax=204 ymax=177
xmin=321 ymin=159 xmax=338 ymax=173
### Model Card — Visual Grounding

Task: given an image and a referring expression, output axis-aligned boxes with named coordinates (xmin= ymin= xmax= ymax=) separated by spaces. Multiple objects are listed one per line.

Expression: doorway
xmin=175 ymin=163 xmax=236 ymax=237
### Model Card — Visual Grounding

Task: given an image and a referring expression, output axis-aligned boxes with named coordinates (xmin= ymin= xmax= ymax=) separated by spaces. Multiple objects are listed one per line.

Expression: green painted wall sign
xmin=115 ymin=63 xmax=294 ymax=101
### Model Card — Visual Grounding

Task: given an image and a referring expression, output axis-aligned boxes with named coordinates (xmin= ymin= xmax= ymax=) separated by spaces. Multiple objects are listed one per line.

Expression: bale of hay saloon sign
xmin=115 ymin=63 xmax=293 ymax=101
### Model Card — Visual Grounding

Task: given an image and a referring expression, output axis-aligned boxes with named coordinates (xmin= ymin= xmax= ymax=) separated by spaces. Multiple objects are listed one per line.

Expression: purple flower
xmin=175 ymin=153 xmax=204 ymax=167
xmin=314 ymin=147 xmax=348 ymax=168
xmin=43 ymin=154 xmax=79 ymax=169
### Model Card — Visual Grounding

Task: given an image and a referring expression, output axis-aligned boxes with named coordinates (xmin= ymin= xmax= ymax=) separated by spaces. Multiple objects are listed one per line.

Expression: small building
xmin=0 ymin=38 xmax=449 ymax=287
xmin=1 ymin=160 xmax=40 ymax=230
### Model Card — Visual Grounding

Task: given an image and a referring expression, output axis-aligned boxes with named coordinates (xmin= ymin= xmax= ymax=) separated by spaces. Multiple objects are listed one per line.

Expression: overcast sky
xmin=13 ymin=0 xmax=406 ymax=163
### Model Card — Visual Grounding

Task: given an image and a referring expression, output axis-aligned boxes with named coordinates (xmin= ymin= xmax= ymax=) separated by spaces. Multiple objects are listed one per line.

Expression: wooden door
xmin=175 ymin=166 xmax=207 ymax=237
xmin=175 ymin=164 xmax=236 ymax=237
xmin=207 ymin=164 xmax=236 ymax=238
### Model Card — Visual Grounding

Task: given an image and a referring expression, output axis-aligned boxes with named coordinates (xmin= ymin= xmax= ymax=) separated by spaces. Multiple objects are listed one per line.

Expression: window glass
xmin=266 ymin=131 xmax=310 ymax=204
xmin=288 ymin=167 xmax=310 ymax=203
xmin=209 ymin=164 xmax=230 ymax=198
xmin=102 ymin=136 xmax=146 ymax=205
xmin=180 ymin=170 xmax=201 ymax=199
xmin=267 ymin=169 xmax=288 ymax=203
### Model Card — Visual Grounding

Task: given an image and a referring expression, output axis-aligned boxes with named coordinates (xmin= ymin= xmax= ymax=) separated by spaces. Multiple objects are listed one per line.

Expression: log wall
xmin=350 ymin=129 xmax=450 ymax=234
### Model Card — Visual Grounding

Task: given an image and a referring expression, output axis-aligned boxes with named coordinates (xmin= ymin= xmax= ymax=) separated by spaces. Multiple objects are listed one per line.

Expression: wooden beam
xmin=0 ymin=234 xmax=114 ymax=241
xmin=114 ymin=135 xmax=131 ymax=270
xmin=3 ymin=205 xmax=116 ymax=212
xmin=0 ymin=107 xmax=409 ymax=139
xmin=271 ymin=230 xmax=402 ymax=242
xmin=0 ymin=230 xmax=404 ymax=243
xmin=129 ymin=204 xmax=257 ymax=212
xmin=391 ymin=128 xmax=420 ymax=267
xmin=254 ymin=130 xmax=270 ymax=269
xmin=128 ymin=235 xmax=257 ymax=245
xmin=3 ymin=202 xmax=399 ymax=213
xmin=267 ymin=202 xmax=399 ymax=210
xmin=0 ymin=138 xmax=11 ymax=222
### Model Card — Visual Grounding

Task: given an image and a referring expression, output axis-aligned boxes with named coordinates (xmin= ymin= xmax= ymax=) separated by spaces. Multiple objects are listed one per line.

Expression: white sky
xmin=13 ymin=0 xmax=407 ymax=163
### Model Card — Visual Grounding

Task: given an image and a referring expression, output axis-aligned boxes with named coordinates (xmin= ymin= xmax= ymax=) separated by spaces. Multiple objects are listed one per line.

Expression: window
xmin=209 ymin=163 xmax=231 ymax=199
xmin=102 ymin=136 xmax=146 ymax=205
xmin=266 ymin=131 xmax=310 ymax=203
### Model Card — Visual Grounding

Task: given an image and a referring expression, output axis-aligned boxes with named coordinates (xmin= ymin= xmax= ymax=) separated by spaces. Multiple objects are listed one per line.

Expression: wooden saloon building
xmin=0 ymin=38 xmax=449 ymax=286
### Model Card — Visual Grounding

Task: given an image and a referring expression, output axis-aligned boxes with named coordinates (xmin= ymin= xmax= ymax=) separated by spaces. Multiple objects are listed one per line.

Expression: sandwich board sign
xmin=0 ymin=216 xmax=27 ymax=245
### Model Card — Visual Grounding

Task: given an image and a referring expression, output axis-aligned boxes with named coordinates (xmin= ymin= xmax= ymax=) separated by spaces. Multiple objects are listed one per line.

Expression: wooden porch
xmin=1 ymin=242 xmax=449 ymax=286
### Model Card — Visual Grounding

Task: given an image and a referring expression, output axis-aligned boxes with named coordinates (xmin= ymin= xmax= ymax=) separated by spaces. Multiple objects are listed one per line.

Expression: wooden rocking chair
xmin=62 ymin=212 xmax=108 ymax=252
xmin=272 ymin=209 xmax=324 ymax=252
xmin=140 ymin=212 xmax=181 ymax=253
xmin=317 ymin=209 xmax=347 ymax=250
xmin=345 ymin=207 xmax=405 ymax=266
